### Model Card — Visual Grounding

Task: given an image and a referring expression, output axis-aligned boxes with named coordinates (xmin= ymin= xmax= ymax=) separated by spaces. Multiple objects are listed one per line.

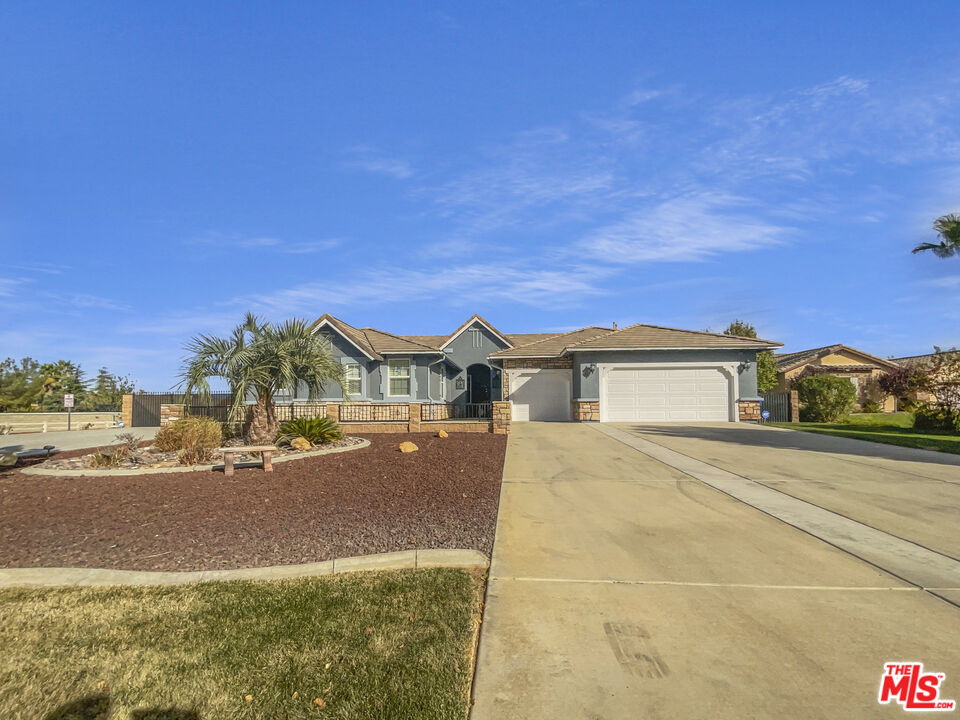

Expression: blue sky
xmin=2 ymin=2 xmax=960 ymax=389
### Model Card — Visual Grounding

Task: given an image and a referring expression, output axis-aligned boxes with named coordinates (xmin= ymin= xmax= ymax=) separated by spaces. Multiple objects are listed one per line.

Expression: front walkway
xmin=471 ymin=422 xmax=960 ymax=719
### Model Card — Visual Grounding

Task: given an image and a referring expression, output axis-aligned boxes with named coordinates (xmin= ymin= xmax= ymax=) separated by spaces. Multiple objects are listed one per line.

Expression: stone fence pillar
xmin=159 ymin=404 xmax=185 ymax=426
xmin=789 ymin=390 xmax=800 ymax=423
xmin=325 ymin=403 xmax=340 ymax=423
xmin=408 ymin=403 xmax=421 ymax=432
xmin=121 ymin=394 xmax=133 ymax=427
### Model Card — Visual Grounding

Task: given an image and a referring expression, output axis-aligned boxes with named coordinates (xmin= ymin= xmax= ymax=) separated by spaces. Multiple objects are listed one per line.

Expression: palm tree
xmin=913 ymin=213 xmax=960 ymax=258
xmin=178 ymin=313 xmax=345 ymax=444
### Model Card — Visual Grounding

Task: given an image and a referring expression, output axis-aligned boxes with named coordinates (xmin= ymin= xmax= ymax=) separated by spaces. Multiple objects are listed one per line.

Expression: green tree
xmin=81 ymin=367 xmax=136 ymax=411
xmin=913 ymin=213 xmax=960 ymax=258
xmin=0 ymin=357 xmax=42 ymax=411
xmin=36 ymin=361 xmax=87 ymax=411
xmin=722 ymin=320 xmax=778 ymax=393
xmin=178 ymin=313 xmax=345 ymax=444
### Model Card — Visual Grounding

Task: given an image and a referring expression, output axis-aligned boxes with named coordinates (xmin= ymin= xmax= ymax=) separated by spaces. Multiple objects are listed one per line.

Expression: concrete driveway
xmin=471 ymin=422 xmax=960 ymax=720
xmin=1 ymin=427 xmax=159 ymax=457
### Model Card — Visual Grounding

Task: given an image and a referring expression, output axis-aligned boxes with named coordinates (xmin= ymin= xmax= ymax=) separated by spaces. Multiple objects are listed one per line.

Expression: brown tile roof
xmin=489 ymin=327 xmax=614 ymax=357
xmin=311 ymin=314 xmax=382 ymax=360
xmin=566 ymin=323 xmax=782 ymax=352
xmin=774 ymin=344 xmax=900 ymax=372
xmin=890 ymin=350 xmax=959 ymax=366
xmin=359 ymin=327 xmax=441 ymax=354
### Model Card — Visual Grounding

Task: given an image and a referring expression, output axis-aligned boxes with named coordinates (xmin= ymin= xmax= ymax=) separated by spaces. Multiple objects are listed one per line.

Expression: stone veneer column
xmin=121 ymin=394 xmax=133 ymax=427
xmin=572 ymin=400 xmax=600 ymax=421
xmin=159 ymin=404 xmax=185 ymax=426
xmin=408 ymin=403 xmax=421 ymax=432
xmin=789 ymin=390 xmax=800 ymax=423
xmin=492 ymin=401 xmax=511 ymax=434
xmin=325 ymin=403 xmax=340 ymax=423
xmin=737 ymin=400 xmax=761 ymax=422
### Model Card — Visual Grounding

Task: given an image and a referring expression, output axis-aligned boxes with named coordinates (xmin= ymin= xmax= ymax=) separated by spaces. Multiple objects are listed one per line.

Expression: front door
xmin=467 ymin=363 xmax=491 ymax=404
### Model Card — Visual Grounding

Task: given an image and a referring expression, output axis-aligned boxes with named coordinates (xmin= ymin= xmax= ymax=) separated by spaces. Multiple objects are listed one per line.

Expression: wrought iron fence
xmin=760 ymin=392 xmax=790 ymax=423
xmin=422 ymin=403 xmax=492 ymax=421
xmin=131 ymin=391 xmax=233 ymax=427
xmin=339 ymin=403 xmax=409 ymax=422
xmin=274 ymin=402 xmax=327 ymax=423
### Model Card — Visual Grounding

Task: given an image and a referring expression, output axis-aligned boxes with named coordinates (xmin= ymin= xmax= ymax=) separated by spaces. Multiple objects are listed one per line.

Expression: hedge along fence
xmin=158 ymin=401 xmax=511 ymax=434
xmin=0 ymin=412 xmax=121 ymax=434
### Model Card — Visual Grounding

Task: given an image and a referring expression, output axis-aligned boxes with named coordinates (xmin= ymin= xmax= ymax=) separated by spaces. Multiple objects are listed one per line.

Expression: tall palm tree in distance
xmin=913 ymin=213 xmax=960 ymax=258
xmin=179 ymin=313 xmax=344 ymax=444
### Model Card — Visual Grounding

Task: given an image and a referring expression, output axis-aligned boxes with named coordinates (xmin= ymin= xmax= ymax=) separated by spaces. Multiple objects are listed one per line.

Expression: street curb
xmin=19 ymin=438 xmax=371 ymax=477
xmin=0 ymin=549 xmax=489 ymax=587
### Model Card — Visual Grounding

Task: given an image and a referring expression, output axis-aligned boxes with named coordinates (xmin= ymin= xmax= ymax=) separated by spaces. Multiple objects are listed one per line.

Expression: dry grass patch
xmin=0 ymin=569 xmax=484 ymax=720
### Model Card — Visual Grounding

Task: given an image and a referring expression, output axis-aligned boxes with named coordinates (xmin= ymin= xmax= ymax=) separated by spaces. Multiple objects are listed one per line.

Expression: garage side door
xmin=510 ymin=369 xmax=571 ymax=422
xmin=603 ymin=367 xmax=731 ymax=422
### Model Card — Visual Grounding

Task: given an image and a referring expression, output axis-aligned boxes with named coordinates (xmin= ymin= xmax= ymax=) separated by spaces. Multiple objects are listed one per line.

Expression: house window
xmin=388 ymin=358 xmax=411 ymax=396
xmin=469 ymin=328 xmax=482 ymax=348
xmin=344 ymin=363 xmax=362 ymax=396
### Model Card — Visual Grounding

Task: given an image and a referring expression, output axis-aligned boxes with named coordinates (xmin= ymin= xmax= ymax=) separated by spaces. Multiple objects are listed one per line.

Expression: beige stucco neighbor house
xmin=773 ymin=344 xmax=901 ymax=412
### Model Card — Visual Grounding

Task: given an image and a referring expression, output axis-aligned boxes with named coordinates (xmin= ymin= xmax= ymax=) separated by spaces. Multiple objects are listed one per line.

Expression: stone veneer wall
xmin=738 ymin=400 xmax=761 ymax=422
xmin=573 ymin=400 xmax=599 ymax=421
xmin=121 ymin=394 xmax=133 ymax=428
xmin=500 ymin=357 xmax=573 ymax=400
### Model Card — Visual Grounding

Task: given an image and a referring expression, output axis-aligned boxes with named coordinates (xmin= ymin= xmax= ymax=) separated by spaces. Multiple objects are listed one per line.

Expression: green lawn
xmin=772 ymin=412 xmax=960 ymax=455
xmin=0 ymin=569 xmax=483 ymax=720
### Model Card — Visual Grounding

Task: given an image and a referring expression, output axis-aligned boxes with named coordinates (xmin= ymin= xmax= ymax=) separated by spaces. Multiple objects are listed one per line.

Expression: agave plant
xmin=913 ymin=213 xmax=960 ymax=258
xmin=178 ymin=313 xmax=345 ymax=445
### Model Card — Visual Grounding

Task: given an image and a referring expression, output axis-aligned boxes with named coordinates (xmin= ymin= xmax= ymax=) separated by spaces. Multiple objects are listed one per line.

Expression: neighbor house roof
xmin=774 ymin=344 xmax=901 ymax=373
xmin=891 ymin=349 xmax=960 ymax=366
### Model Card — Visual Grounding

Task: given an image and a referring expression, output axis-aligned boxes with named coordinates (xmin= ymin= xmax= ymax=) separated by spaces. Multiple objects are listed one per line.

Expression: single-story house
xmin=773 ymin=344 xmax=901 ymax=412
xmin=298 ymin=313 xmax=781 ymax=422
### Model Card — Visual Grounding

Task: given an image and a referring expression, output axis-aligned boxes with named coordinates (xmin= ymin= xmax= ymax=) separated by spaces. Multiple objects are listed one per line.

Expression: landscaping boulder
xmin=398 ymin=441 xmax=418 ymax=453
xmin=289 ymin=436 xmax=311 ymax=451
xmin=437 ymin=430 xmax=449 ymax=438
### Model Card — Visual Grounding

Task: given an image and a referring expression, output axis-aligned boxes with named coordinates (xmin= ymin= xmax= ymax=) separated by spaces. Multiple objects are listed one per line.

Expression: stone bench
xmin=219 ymin=445 xmax=277 ymax=476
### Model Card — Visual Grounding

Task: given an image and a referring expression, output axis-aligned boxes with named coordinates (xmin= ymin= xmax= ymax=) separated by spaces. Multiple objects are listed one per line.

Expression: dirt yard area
xmin=0 ymin=432 xmax=506 ymax=571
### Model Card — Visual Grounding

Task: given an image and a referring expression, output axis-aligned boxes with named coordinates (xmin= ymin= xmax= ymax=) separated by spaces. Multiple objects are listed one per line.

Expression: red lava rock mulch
xmin=0 ymin=433 xmax=506 ymax=572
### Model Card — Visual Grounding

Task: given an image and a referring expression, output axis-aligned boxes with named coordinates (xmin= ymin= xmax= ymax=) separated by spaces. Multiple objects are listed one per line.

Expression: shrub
xmin=154 ymin=416 xmax=222 ymax=464
xmin=913 ymin=403 xmax=960 ymax=434
xmin=115 ymin=432 xmax=143 ymax=455
xmin=860 ymin=401 xmax=881 ymax=414
xmin=793 ymin=374 xmax=857 ymax=423
xmin=277 ymin=416 xmax=342 ymax=446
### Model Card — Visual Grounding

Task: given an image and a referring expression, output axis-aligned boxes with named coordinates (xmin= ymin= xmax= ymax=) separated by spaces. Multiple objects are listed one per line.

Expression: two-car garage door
xmin=601 ymin=367 xmax=732 ymax=422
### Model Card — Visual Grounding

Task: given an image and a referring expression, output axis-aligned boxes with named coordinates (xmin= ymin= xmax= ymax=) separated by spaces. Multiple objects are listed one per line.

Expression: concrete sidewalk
xmin=470 ymin=423 xmax=960 ymax=720
xmin=2 ymin=427 xmax=158 ymax=457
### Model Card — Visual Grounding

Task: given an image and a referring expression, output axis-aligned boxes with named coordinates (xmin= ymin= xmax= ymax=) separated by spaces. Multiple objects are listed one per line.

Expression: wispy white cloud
xmin=187 ymin=233 xmax=342 ymax=254
xmin=580 ymin=192 xmax=789 ymax=263
xmin=345 ymin=145 xmax=414 ymax=179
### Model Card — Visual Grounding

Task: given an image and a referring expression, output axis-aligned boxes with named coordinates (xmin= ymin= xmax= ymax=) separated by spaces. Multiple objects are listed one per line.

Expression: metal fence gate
xmin=760 ymin=391 xmax=791 ymax=423
xmin=130 ymin=392 xmax=234 ymax=427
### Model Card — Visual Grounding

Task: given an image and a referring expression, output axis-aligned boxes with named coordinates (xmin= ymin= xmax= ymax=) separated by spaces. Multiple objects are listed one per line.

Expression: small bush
xmin=114 ymin=432 xmax=143 ymax=455
xmin=154 ymin=416 xmax=222 ymax=464
xmin=913 ymin=404 xmax=960 ymax=434
xmin=793 ymin=374 xmax=857 ymax=423
xmin=860 ymin=401 xmax=881 ymax=414
xmin=87 ymin=445 xmax=129 ymax=469
xmin=277 ymin=416 xmax=342 ymax=445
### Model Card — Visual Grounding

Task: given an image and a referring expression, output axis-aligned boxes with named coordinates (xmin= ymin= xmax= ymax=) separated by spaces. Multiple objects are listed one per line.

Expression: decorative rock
xmin=289 ymin=436 xmax=311 ymax=451
xmin=437 ymin=430 xmax=449 ymax=438
xmin=398 ymin=441 xmax=418 ymax=453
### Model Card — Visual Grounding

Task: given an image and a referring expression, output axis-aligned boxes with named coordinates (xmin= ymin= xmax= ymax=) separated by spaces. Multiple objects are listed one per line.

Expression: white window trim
xmin=343 ymin=362 xmax=363 ymax=398
xmin=596 ymin=362 xmax=740 ymax=423
xmin=387 ymin=357 xmax=412 ymax=397
xmin=439 ymin=370 xmax=446 ymax=400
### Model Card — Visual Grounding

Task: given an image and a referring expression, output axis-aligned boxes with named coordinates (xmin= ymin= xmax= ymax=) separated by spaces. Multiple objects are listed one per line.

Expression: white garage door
xmin=510 ymin=369 xmax=571 ymax=422
xmin=602 ymin=367 xmax=731 ymax=422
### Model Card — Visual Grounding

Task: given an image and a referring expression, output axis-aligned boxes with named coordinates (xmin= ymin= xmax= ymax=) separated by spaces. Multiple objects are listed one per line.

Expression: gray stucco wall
xmin=442 ymin=322 xmax=508 ymax=403
xmin=293 ymin=331 xmax=376 ymax=401
xmin=571 ymin=349 xmax=761 ymax=401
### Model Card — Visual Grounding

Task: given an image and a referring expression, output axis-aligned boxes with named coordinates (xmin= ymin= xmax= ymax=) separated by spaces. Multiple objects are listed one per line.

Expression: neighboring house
xmin=300 ymin=313 xmax=781 ymax=423
xmin=773 ymin=344 xmax=901 ymax=412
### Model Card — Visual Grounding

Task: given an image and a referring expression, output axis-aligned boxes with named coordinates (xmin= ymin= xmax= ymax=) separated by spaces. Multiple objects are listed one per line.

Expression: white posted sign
xmin=63 ymin=393 xmax=75 ymax=408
